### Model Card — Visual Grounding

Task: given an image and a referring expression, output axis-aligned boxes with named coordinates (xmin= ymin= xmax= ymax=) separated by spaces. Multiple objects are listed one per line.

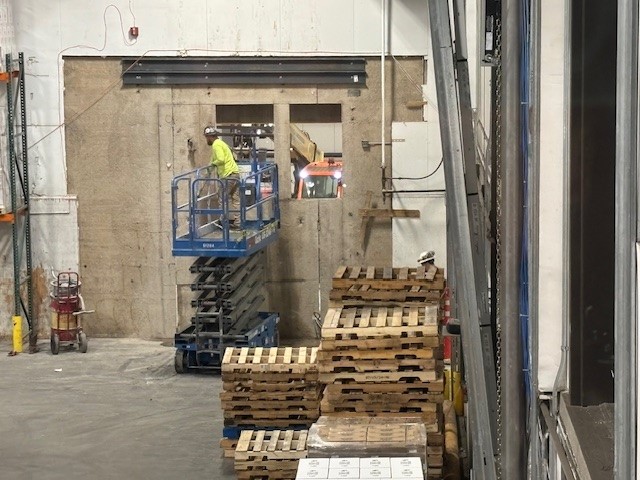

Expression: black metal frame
xmin=5 ymin=52 xmax=35 ymax=351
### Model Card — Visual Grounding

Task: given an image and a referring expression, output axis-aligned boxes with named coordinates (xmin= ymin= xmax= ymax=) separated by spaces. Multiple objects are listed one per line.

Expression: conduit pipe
xmin=614 ymin=0 xmax=638 ymax=477
xmin=499 ymin=0 xmax=526 ymax=476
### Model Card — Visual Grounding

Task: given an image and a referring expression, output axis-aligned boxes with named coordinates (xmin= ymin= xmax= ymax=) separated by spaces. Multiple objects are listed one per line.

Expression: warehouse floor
xmin=0 ymin=338 xmax=236 ymax=480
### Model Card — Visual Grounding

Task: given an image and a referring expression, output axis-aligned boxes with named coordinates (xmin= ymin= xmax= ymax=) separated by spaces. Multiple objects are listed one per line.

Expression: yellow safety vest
xmin=210 ymin=138 xmax=239 ymax=178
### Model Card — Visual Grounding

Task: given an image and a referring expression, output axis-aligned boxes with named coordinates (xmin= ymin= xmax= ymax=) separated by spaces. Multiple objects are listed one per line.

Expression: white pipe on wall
xmin=381 ymin=0 xmax=387 ymax=171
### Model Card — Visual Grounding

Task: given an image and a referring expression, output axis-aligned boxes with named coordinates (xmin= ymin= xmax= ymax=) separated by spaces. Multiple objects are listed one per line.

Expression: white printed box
xmin=390 ymin=457 xmax=424 ymax=479
xmin=327 ymin=467 xmax=360 ymax=479
xmin=296 ymin=458 xmax=330 ymax=479
xmin=360 ymin=457 xmax=391 ymax=469
xmin=329 ymin=458 xmax=360 ymax=469
xmin=361 ymin=466 xmax=392 ymax=478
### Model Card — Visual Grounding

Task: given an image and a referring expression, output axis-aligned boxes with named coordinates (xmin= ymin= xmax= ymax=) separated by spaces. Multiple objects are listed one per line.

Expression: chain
xmin=493 ymin=16 xmax=504 ymax=480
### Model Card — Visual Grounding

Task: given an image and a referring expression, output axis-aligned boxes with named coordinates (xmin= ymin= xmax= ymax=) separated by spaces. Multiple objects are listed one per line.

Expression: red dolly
xmin=50 ymin=272 xmax=93 ymax=354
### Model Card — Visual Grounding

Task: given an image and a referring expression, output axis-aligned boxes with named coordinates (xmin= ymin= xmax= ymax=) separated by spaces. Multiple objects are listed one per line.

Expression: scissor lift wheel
xmin=175 ymin=350 xmax=188 ymax=374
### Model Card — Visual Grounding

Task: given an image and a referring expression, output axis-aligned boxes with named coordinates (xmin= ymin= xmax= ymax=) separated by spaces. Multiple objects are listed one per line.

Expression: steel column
xmin=614 ymin=0 xmax=638 ymax=477
xmin=19 ymin=53 xmax=35 ymax=349
xmin=499 ymin=0 xmax=526 ymax=477
xmin=5 ymin=53 xmax=35 ymax=352
xmin=452 ymin=0 xmax=498 ymax=443
xmin=528 ymin=0 xmax=542 ymax=477
xmin=428 ymin=1 xmax=497 ymax=477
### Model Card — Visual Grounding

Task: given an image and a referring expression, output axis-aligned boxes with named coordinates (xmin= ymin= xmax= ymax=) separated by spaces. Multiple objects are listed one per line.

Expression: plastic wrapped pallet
xmin=306 ymin=416 xmax=427 ymax=470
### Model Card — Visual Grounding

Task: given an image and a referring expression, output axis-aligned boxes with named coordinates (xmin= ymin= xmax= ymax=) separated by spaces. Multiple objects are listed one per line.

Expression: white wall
xmin=392 ymin=121 xmax=447 ymax=268
xmin=537 ymin=0 xmax=567 ymax=392
xmin=295 ymin=123 xmax=343 ymax=154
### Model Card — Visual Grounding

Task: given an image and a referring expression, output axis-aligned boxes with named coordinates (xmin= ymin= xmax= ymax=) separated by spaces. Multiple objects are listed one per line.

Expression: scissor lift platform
xmin=171 ymin=161 xmax=280 ymax=258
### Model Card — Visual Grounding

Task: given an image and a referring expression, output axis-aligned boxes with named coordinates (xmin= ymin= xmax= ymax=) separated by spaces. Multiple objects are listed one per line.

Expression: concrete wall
xmin=63 ymin=57 xmax=423 ymax=339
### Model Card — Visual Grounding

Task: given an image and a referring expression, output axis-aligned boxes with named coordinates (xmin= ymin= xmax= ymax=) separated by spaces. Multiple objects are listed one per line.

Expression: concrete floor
xmin=0 ymin=338 xmax=236 ymax=480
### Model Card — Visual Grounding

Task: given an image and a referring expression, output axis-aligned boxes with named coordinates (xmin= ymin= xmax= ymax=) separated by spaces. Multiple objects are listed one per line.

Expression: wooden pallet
xmin=225 ymin=409 xmax=319 ymax=421
xmin=235 ymin=429 xmax=308 ymax=460
xmin=226 ymin=419 xmax=314 ymax=428
xmin=322 ymin=390 xmax=444 ymax=405
xmin=219 ymin=437 xmax=237 ymax=458
xmin=317 ymin=347 xmax=439 ymax=360
xmin=222 ymin=347 xmax=318 ymax=374
xmin=320 ymin=335 xmax=441 ymax=351
xmin=220 ymin=390 xmax=321 ymax=402
xmin=234 ymin=429 xmax=307 ymax=480
xmin=322 ymin=404 xmax=441 ymax=422
xmin=317 ymin=357 xmax=439 ymax=374
xmin=323 ymin=381 xmax=445 ymax=395
xmin=222 ymin=400 xmax=320 ymax=411
xmin=319 ymin=369 xmax=439 ymax=383
xmin=330 ymin=286 xmax=442 ymax=302
xmin=222 ymin=372 xmax=318 ymax=383
xmin=428 ymin=432 xmax=444 ymax=446
xmin=222 ymin=380 xmax=319 ymax=392
xmin=321 ymin=399 xmax=439 ymax=414
xmin=235 ymin=466 xmax=299 ymax=480
xmin=321 ymin=305 xmax=439 ymax=340
xmin=332 ymin=265 xmax=444 ymax=289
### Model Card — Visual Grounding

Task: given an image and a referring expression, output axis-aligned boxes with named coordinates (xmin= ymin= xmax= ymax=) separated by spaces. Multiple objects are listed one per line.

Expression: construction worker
xmin=203 ymin=126 xmax=241 ymax=229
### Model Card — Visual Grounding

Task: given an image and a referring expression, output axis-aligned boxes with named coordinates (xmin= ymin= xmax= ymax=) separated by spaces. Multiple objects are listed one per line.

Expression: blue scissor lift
xmin=171 ymin=147 xmax=280 ymax=372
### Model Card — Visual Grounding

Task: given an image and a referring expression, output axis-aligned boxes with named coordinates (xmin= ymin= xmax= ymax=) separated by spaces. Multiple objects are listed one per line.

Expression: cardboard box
xmin=360 ymin=457 xmax=391 ymax=469
xmin=361 ymin=466 xmax=392 ymax=478
xmin=390 ymin=457 xmax=424 ymax=479
xmin=327 ymin=467 xmax=360 ymax=479
xmin=297 ymin=458 xmax=330 ymax=479
xmin=329 ymin=457 xmax=360 ymax=469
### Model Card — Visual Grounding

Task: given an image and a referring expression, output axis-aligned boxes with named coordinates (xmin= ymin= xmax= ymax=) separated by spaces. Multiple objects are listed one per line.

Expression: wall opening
xmin=289 ymin=104 xmax=343 ymax=199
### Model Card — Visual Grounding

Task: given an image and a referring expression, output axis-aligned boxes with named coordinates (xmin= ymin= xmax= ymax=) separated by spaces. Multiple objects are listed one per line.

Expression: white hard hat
xmin=418 ymin=250 xmax=436 ymax=264
xmin=203 ymin=126 xmax=219 ymax=136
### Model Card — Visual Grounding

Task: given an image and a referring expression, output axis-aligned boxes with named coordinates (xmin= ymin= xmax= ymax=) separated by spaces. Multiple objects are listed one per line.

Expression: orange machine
xmin=296 ymin=159 xmax=343 ymax=199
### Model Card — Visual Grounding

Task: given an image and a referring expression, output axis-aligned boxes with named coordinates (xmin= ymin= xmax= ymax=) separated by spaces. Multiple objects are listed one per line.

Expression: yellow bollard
xmin=452 ymin=371 xmax=464 ymax=416
xmin=12 ymin=315 xmax=22 ymax=353
xmin=444 ymin=368 xmax=453 ymax=400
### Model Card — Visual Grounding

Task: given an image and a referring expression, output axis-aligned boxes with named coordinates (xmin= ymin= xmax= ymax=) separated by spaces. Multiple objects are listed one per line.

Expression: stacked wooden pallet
xmin=319 ymin=304 xmax=443 ymax=425
xmin=220 ymin=346 xmax=320 ymax=457
xmin=320 ymin=265 xmax=446 ymax=478
xmin=330 ymin=265 xmax=445 ymax=305
xmin=235 ymin=429 xmax=308 ymax=480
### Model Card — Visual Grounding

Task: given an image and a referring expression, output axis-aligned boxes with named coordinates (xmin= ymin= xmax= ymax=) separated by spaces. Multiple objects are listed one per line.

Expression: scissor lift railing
xmin=172 ymin=162 xmax=280 ymax=257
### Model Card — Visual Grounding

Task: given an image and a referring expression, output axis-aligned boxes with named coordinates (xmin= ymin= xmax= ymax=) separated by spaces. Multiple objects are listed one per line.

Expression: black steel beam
xmin=122 ymin=57 xmax=367 ymax=86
